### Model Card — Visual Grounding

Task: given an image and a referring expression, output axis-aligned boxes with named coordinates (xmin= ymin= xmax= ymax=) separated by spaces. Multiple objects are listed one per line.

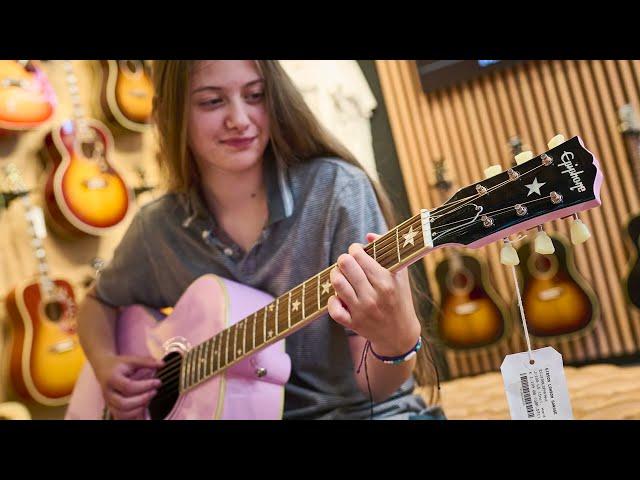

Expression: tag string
xmin=510 ymin=263 xmax=534 ymax=364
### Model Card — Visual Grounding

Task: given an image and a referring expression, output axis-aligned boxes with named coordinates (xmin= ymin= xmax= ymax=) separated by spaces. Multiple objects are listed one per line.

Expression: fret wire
xmin=202 ymin=341 xmax=208 ymax=381
xmin=195 ymin=344 xmax=204 ymax=383
xmin=275 ymin=298 xmax=279 ymax=336
xmin=207 ymin=338 xmax=213 ymax=377
xmin=225 ymin=326 xmax=230 ymax=366
xmin=368 ymin=220 xmax=422 ymax=260
xmin=203 ymin=340 xmax=209 ymax=379
xmin=216 ymin=332 xmax=222 ymax=371
xmin=373 ymin=239 xmax=377 ymax=261
xmin=242 ymin=318 xmax=247 ymax=354
xmin=395 ymin=227 xmax=401 ymax=262
xmin=263 ymin=307 xmax=267 ymax=344
xmin=252 ymin=312 xmax=257 ymax=350
xmin=196 ymin=343 xmax=203 ymax=385
xmin=188 ymin=346 xmax=195 ymax=387
xmin=302 ymin=283 xmax=306 ymax=320
xmin=316 ymin=273 xmax=320 ymax=312
xmin=233 ymin=323 xmax=238 ymax=360
xmin=288 ymin=290 xmax=292 ymax=329
xmin=188 ymin=348 xmax=195 ymax=388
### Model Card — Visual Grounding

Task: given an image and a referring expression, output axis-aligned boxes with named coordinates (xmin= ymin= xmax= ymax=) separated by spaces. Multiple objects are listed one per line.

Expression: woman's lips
xmin=222 ymin=136 xmax=256 ymax=149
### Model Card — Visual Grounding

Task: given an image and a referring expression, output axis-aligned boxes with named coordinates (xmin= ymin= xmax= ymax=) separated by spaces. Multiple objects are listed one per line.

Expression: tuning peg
xmin=500 ymin=238 xmax=520 ymax=266
xmin=514 ymin=151 xmax=534 ymax=165
xmin=570 ymin=213 xmax=591 ymax=244
xmin=534 ymin=226 xmax=555 ymax=254
xmin=547 ymin=134 xmax=566 ymax=149
xmin=484 ymin=164 xmax=502 ymax=178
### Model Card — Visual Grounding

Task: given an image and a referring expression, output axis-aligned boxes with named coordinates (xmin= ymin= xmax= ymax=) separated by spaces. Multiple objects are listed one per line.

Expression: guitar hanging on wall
xmin=0 ymin=60 xmax=56 ymax=134
xmin=66 ymin=134 xmax=603 ymax=420
xmin=2 ymin=163 xmax=86 ymax=406
xmin=430 ymin=158 xmax=512 ymax=350
xmin=495 ymin=136 xmax=599 ymax=339
xmin=40 ymin=60 xmax=133 ymax=238
xmin=93 ymin=60 xmax=154 ymax=133
xmin=618 ymin=104 xmax=640 ymax=310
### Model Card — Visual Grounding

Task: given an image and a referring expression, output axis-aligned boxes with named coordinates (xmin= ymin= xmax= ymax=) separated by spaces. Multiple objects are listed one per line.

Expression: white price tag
xmin=26 ymin=206 xmax=47 ymax=240
xmin=501 ymin=346 xmax=573 ymax=420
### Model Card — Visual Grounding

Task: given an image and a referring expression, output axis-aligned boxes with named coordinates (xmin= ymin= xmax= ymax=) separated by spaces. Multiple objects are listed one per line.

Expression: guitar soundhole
xmin=80 ymin=140 xmax=104 ymax=159
xmin=534 ymin=255 xmax=551 ymax=273
xmin=44 ymin=301 xmax=64 ymax=322
xmin=148 ymin=351 xmax=182 ymax=420
xmin=452 ymin=272 xmax=469 ymax=290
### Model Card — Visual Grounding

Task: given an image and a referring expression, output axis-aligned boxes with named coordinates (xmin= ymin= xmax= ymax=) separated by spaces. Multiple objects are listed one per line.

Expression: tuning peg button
xmin=500 ymin=239 xmax=520 ymax=266
xmin=547 ymin=134 xmax=566 ymax=149
xmin=534 ymin=228 xmax=555 ymax=254
xmin=514 ymin=151 xmax=534 ymax=165
xmin=570 ymin=215 xmax=591 ymax=244
xmin=484 ymin=165 xmax=502 ymax=178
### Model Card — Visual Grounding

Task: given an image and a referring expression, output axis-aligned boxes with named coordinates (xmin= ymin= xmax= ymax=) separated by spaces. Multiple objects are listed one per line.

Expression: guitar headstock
xmin=429 ymin=135 xmax=602 ymax=250
xmin=619 ymin=104 xmax=640 ymax=136
xmin=3 ymin=162 xmax=28 ymax=192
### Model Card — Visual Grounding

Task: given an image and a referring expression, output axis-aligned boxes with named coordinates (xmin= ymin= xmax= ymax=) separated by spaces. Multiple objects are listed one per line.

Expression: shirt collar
xmin=181 ymin=155 xmax=294 ymax=229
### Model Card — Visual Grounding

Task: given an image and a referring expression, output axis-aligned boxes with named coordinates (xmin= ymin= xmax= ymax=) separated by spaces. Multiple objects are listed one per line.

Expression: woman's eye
xmin=247 ymin=92 xmax=264 ymax=102
xmin=201 ymin=98 xmax=222 ymax=107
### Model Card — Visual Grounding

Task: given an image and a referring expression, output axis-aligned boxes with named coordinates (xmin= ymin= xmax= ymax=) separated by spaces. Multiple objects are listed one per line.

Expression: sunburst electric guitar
xmin=40 ymin=61 xmax=133 ymax=238
xmin=66 ymin=135 xmax=603 ymax=419
xmin=0 ymin=60 xmax=56 ymax=134
xmin=94 ymin=60 xmax=153 ymax=133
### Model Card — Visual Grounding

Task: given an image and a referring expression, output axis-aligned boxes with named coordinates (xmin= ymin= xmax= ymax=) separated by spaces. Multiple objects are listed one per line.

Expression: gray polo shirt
xmin=95 ymin=156 xmax=432 ymax=419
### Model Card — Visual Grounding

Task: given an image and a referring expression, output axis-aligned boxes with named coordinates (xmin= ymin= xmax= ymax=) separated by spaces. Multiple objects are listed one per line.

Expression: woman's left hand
xmin=327 ymin=232 xmax=422 ymax=356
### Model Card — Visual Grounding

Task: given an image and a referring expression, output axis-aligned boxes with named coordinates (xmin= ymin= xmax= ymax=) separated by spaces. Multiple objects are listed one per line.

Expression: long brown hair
xmin=151 ymin=60 xmax=439 ymax=397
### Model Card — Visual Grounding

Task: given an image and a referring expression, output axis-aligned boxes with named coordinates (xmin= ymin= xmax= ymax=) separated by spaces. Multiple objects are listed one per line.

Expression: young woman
xmin=77 ymin=60 xmax=444 ymax=420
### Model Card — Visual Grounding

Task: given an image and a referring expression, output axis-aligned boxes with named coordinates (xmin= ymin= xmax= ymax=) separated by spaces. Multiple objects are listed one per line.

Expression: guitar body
xmin=40 ymin=118 xmax=133 ymax=237
xmin=4 ymin=278 xmax=85 ymax=406
xmin=433 ymin=254 xmax=510 ymax=349
xmin=517 ymin=234 xmax=598 ymax=338
xmin=0 ymin=60 xmax=56 ymax=134
xmin=624 ymin=213 xmax=640 ymax=309
xmin=66 ymin=274 xmax=291 ymax=420
xmin=95 ymin=60 xmax=153 ymax=133
xmin=0 ymin=402 xmax=31 ymax=420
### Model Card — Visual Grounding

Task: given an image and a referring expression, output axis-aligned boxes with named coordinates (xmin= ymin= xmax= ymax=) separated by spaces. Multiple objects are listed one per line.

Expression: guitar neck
xmin=62 ymin=60 xmax=86 ymax=125
xmin=623 ymin=131 xmax=640 ymax=190
xmin=181 ymin=211 xmax=431 ymax=392
xmin=3 ymin=164 xmax=55 ymax=298
xmin=20 ymin=194 xmax=55 ymax=298
xmin=179 ymin=135 xmax=604 ymax=392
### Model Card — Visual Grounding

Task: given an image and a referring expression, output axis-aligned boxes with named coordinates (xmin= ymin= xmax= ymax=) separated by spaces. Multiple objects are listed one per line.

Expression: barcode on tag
xmin=501 ymin=347 xmax=573 ymax=420
xmin=520 ymin=374 xmax=534 ymax=418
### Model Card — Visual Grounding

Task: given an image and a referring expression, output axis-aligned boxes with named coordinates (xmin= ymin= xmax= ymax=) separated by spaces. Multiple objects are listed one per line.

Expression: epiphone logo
xmin=558 ymin=151 xmax=586 ymax=192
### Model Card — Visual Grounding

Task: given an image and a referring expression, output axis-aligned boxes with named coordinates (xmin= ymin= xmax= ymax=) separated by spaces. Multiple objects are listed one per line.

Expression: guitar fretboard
xmin=63 ymin=61 xmax=85 ymax=125
xmin=180 ymin=213 xmax=428 ymax=392
xmin=3 ymin=164 xmax=55 ymax=298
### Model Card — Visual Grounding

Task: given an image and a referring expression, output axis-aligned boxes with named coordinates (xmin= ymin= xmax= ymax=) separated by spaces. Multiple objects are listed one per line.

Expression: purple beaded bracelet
xmin=369 ymin=336 xmax=423 ymax=365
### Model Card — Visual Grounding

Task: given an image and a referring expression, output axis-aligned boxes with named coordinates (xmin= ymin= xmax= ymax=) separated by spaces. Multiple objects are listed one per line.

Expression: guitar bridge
xmin=49 ymin=339 xmax=75 ymax=353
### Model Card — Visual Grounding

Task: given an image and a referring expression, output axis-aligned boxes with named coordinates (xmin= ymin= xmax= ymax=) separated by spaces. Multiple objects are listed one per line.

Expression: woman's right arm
xmin=77 ymin=286 xmax=163 ymax=419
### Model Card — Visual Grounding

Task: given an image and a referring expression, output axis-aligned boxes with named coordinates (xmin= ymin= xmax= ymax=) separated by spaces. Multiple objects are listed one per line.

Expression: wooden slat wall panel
xmin=377 ymin=60 xmax=640 ymax=378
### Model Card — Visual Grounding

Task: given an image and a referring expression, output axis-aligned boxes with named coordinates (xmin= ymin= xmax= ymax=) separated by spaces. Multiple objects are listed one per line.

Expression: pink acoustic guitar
xmin=65 ymin=135 xmax=603 ymax=420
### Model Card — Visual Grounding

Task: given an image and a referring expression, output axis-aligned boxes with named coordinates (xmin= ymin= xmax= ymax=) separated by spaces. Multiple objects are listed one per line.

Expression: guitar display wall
xmin=376 ymin=60 xmax=640 ymax=379
xmin=0 ymin=61 xmax=160 ymax=416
